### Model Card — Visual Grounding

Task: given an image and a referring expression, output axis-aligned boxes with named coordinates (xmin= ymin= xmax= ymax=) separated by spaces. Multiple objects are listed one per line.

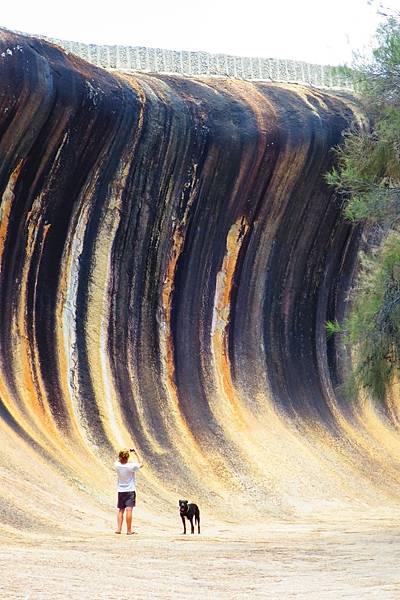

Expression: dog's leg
xmin=196 ymin=509 xmax=200 ymax=534
xmin=181 ymin=515 xmax=186 ymax=534
xmin=189 ymin=516 xmax=194 ymax=534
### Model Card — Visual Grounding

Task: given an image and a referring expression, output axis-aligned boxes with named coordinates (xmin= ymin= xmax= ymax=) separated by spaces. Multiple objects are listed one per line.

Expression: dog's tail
xmin=195 ymin=506 xmax=200 ymax=534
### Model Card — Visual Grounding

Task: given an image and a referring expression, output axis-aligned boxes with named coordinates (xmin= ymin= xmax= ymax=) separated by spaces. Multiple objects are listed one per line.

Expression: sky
xmin=1 ymin=0 xmax=399 ymax=65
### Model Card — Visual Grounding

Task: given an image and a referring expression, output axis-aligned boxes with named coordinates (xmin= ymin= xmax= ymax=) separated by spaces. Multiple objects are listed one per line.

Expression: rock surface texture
xmin=0 ymin=28 xmax=399 ymax=545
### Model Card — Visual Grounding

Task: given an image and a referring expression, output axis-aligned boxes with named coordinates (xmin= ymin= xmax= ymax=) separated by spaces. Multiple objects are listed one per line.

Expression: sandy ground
xmin=2 ymin=411 xmax=400 ymax=598
xmin=1 ymin=518 xmax=400 ymax=600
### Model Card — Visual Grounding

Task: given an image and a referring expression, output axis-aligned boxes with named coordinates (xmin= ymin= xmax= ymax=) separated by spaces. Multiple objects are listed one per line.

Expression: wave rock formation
xmin=1 ymin=29 xmax=399 ymax=535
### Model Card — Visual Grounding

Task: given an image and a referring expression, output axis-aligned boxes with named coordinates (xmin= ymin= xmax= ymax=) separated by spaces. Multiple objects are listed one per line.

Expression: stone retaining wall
xmin=50 ymin=37 xmax=352 ymax=90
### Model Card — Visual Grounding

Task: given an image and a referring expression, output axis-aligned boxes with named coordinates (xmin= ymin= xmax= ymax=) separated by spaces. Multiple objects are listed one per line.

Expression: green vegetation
xmin=342 ymin=235 xmax=400 ymax=400
xmin=325 ymin=320 xmax=344 ymax=339
xmin=326 ymin=12 xmax=400 ymax=401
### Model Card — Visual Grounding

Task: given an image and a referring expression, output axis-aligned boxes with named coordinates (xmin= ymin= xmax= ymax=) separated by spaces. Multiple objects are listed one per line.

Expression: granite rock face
xmin=2 ymin=30 xmax=398 ymax=529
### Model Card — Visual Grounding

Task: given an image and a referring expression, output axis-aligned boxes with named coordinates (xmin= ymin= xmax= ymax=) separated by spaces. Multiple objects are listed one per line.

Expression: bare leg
xmin=126 ymin=507 xmax=133 ymax=534
xmin=116 ymin=508 xmax=124 ymax=533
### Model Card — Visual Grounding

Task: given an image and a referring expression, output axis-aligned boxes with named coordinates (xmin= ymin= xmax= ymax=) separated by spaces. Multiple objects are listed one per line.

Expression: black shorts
xmin=117 ymin=491 xmax=136 ymax=509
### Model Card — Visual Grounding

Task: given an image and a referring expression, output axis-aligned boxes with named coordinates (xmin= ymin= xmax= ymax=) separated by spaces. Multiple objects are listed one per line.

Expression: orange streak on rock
xmin=12 ymin=196 xmax=55 ymax=436
xmin=0 ymin=161 xmax=23 ymax=270
xmin=0 ymin=162 xmax=36 ymax=434
xmin=211 ymin=217 xmax=249 ymax=425
xmin=161 ymin=227 xmax=185 ymax=423
xmin=160 ymin=230 xmax=229 ymax=491
xmin=161 ymin=230 xmax=202 ymax=440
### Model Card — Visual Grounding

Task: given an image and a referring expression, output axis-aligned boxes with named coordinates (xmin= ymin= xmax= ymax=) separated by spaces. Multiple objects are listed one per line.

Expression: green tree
xmin=326 ymin=11 xmax=400 ymax=401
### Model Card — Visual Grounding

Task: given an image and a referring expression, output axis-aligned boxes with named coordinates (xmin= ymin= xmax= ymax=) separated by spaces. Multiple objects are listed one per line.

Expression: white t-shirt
xmin=114 ymin=461 xmax=141 ymax=492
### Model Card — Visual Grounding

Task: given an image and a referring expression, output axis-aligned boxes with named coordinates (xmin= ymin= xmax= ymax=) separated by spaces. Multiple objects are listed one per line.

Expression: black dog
xmin=179 ymin=499 xmax=200 ymax=534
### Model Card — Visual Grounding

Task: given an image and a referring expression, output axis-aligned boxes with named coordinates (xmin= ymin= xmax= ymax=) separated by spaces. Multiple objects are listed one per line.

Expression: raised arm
xmin=130 ymin=447 xmax=144 ymax=468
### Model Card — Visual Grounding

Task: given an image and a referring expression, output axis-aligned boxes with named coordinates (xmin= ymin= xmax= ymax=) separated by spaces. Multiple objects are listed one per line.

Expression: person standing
xmin=114 ymin=447 xmax=143 ymax=535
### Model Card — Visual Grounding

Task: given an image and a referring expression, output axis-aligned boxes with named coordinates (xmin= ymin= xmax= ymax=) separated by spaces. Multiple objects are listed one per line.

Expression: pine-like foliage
xmin=326 ymin=13 xmax=400 ymax=401
xmin=345 ymin=235 xmax=400 ymax=400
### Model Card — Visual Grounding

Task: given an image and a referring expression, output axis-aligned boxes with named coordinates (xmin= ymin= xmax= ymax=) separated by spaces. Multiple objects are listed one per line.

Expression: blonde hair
xmin=118 ymin=448 xmax=130 ymax=461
